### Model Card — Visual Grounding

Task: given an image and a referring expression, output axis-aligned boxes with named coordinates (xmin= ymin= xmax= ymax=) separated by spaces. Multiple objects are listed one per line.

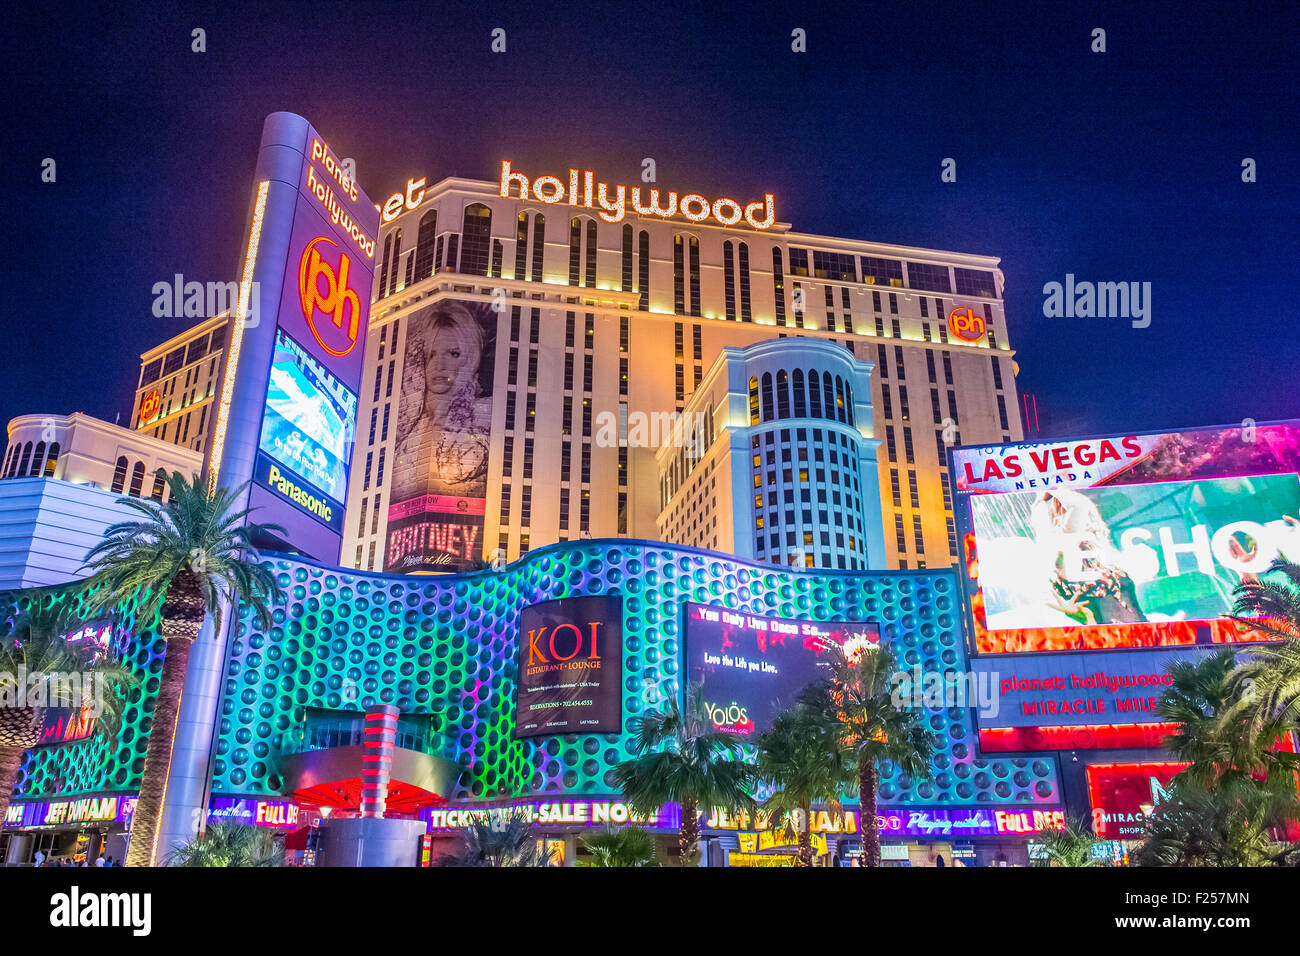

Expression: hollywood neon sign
xmin=499 ymin=161 xmax=776 ymax=229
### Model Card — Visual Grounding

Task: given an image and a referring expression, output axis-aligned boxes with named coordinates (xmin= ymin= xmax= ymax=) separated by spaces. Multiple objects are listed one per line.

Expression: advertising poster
xmin=949 ymin=421 xmax=1300 ymax=655
xmin=514 ymin=595 xmax=623 ymax=738
xmin=683 ymin=603 xmax=879 ymax=735
xmin=386 ymin=299 xmax=497 ymax=573
xmin=1086 ymin=762 xmax=1187 ymax=840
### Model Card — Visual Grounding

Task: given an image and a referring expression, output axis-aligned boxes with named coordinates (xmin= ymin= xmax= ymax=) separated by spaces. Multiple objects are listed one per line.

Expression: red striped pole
xmin=360 ymin=704 xmax=398 ymax=818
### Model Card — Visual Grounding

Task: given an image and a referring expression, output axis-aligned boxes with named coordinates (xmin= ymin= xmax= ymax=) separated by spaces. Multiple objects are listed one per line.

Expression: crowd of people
xmin=30 ymin=849 xmax=116 ymax=867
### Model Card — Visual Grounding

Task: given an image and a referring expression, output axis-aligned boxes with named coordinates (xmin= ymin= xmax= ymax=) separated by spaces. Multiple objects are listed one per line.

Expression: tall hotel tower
xmin=339 ymin=161 xmax=1020 ymax=574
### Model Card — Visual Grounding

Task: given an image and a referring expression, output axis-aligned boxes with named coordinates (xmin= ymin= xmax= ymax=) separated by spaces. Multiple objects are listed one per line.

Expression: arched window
xmin=748 ymin=376 xmax=760 ymax=426
xmin=621 ymin=224 xmax=634 ymax=291
xmin=514 ymin=213 xmax=529 ymax=279
xmin=128 ymin=461 xmax=146 ymax=497
xmin=387 ymin=228 xmax=402 ymax=296
xmin=585 ymin=219 xmax=597 ymax=287
xmin=808 ymin=368 xmax=822 ymax=419
xmin=150 ymin=469 xmax=167 ymax=502
xmin=111 ymin=456 xmax=128 ymax=493
xmin=760 ymin=373 xmax=775 ymax=423
xmin=792 ymin=370 xmax=806 ymax=417
xmin=377 ymin=233 xmax=392 ymax=299
xmin=673 ymin=235 xmax=685 ymax=314
xmin=43 ymin=443 xmax=59 ymax=477
xmin=835 ymin=376 xmax=847 ymax=423
xmin=723 ymin=241 xmax=736 ymax=320
xmin=29 ymin=442 xmax=45 ymax=476
xmin=568 ymin=218 xmax=582 ymax=285
xmin=688 ymin=237 xmax=701 ymax=317
xmin=413 ymin=209 xmax=438 ymax=281
xmin=738 ymin=242 xmax=752 ymax=321
xmin=637 ymin=231 xmax=650 ymax=310
xmin=17 ymin=442 xmax=32 ymax=477
xmin=460 ymin=203 xmax=492 ymax=277
xmin=1 ymin=446 xmax=12 ymax=477
xmin=823 ymin=372 xmax=835 ymax=420
xmin=776 ymin=370 xmax=790 ymax=419
xmin=844 ymin=384 xmax=855 ymax=426
xmin=530 ymin=214 xmax=546 ymax=281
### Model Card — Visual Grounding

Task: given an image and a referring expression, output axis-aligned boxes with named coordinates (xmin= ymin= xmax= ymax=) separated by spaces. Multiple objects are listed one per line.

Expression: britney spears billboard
xmin=950 ymin=421 xmax=1300 ymax=654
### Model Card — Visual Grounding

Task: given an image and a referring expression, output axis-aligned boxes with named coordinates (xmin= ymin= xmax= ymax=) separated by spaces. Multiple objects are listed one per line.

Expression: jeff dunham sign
xmin=514 ymin=595 xmax=622 ymax=738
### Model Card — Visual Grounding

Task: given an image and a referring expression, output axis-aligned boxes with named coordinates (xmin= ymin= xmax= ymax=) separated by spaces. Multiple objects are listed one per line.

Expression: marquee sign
xmin=500 ymin=161 xmax=776 ymax=229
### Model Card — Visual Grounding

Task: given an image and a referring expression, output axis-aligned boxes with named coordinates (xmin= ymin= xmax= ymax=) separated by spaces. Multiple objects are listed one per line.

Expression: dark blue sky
xmin=4 ymin=1 xmax=1297 ymax=439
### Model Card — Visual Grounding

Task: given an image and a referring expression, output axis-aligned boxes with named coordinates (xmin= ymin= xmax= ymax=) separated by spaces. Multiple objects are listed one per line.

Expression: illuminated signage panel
xmin=683 ymin=602 xmax=878 ymax=735
xmin=1086 ymin=762 xmax=1187 ymax=840
xmin=207 ymin=797 xmax=301 ymax=829
xmin=514 ymin=595 xmax=623 ymax=738
xmin=424 ymin=799 xmax=679 ymax=831
xmin=950 ymin=421 xmax=1300 ymax=655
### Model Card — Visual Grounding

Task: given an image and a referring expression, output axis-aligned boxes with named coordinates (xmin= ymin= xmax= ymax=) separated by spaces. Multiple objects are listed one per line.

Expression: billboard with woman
xmin=385 ymin=299 xmax=497 ymax=572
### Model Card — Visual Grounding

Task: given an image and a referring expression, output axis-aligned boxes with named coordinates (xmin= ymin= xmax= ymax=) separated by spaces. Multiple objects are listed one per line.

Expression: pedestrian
xmin=33 ymin=849 xmax=45 ymax=867
xmin=105 ymin=855 xmax=114 ymax=867
xmin=95 ymin=853 xmax=106 ymax=867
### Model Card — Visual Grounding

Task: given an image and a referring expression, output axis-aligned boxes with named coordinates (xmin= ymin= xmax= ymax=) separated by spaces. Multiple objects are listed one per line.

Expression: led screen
xmin=683 ymin=602 xmax=878 ymax=735
xmin=255 ymin=327 xmax=357 ymax=519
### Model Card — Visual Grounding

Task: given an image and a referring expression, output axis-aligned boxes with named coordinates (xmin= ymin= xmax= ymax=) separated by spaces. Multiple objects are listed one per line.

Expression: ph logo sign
xmin=138 ymin=389 xmax=161 ymax=420
xmin=948 ymin=307 xmax=986 ymax=342
xmin=298 ymin=236 xmax=362 ymax=357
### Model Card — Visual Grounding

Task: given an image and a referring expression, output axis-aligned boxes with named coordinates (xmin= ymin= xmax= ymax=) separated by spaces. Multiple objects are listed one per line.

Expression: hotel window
xmin=110 ymin=455 xmax=129 ymax=493
xmin=888 ymin=294 xmax=899 ymax=315
xmin=761 ymin=373 xmax=774 ymax=422
xmin=367 ymin=542 xmax=376 ymax=570
xmin=363 ymin=452 xmax=373 ymax=490
xmin=490 ymin=240 xmax=503 ymax=278
xmin=444 ymin=234 xmax=459 ymax=272
xmin=688 ymin=237 xmax=701 ymax=316
xmin=886 ymin=425 xmax=897 ymax=459
xmin=692 ymin=324 xmax=702 ymax=360
xmin=502 ymin=436 xmax=514 ymax=478
xmin=387 ymin=229 xmax=403 ymax=295
xmin=499 ymin=485 xmax=511 ymax=525
xmin=381 ymin=405 xmax=390 ymax=441
xmin=515 ymin=213 xmax=528 ymax=279
xmin=42 ymin=443 xmax=58 ymax=478
xmin=637 ymin=230 xmax=650 ymax=310
xmin=860 ymin=256 xmax=904 ymax=287
xmin=507 ymin=349 xmax=519 ymax=387
xmin=997 ymin=394 xmax=1010 ymax=430
xmin=890 ymin=470 xmax=901 ymax=507
xmin=128 ymin=461 xmax=146 ymax=497
xmin=385 ymin=360 xmax=395 ymax=398
xmin=748 ymin=377 xmax=760 ymax=425
xmin=376 ymin=448 xmax=386 ymax=486
xmin=906 ymin=261 xmax=951 ymax=293
xmin=908 ymin=471 xmax=919 ymax=508
xmin=525 ymin=393 xmax=536 ymax=432
xmin=946 ymin=516 xmax=958 ymax=555
xmin=357 ymin=497 xmax=369 ymax=536
xmin=561 ymin=441 xmax=571 ymax=482
xmin=942 ymin=354 xmax=953 ymax=383
xmin=893 ymin=346 xmax=906 ymax=379
xmin=460 ymin=204 xmax=492 ymax=277
xmin=583 ymin=354 xmax=593 ymax=392
xmin=772 ymin=247 xmax=787 ymax=325
xmin=776 ymin=370 xmax=790 ymax=418
xmin=582 ymin=398 xmax=592 ymax=437
xmin=620 ymin=357 xmax=629 ymax=394
xmin=368 ymin=408 xmax=377 ymax=445
xmin=789 ymin=248 xmax=809 ymax=277
xmin=585 ymin=219 xmax=597 ymax=287
xmin=891 ymin=318 xmax=901 ymax=338
xmin=954 ymin=267 xmax=998 ymax=298
xmin=562 ymin=396 xmax=572 ymax=434
xmin=527 ymin=350 xmax=538 ymax=388
xmin=930 ymin=389 xmax=942 ymax=422
xmin=903 ymin=427 xmax=915 ymax=464
xmin=584 ymin=313 xmax=595 ymax=347
xmin=895 ymin=514 xmax=907 ymax=553
xmin=793 ymin=369 xmax=807 ymax=417
xmin=581 ymin=445 xmax=591 ymax=483
xmin=912 ymin=515 xmax=925 ymax=553
xmin=674 ymin=322 xmax=684 ymax=358
xmin=808 ymin=372 xmax=822 ymax=418
xmin=378 ymin=234 xmax=392 ymax=299
xmin=505 ymin=393 xmax=517 ymax=428
xmin=723 ymin=241 xmax=736 ymax=320
xmin=898 ymin=385 xmax=910 ymax=421
xmin=565 ymin=311 xmax=575 ymax=348
xmin=673 ymin=235 xmax=685 ymax=314
xmin=992 ymin=357 xmax=1004 ymax=390
xmin=919 ymin=297 xmax=929 ymax=318
xmin=738 ymin=242 xmax=752 ymax=321
xmin=371 ymin=497 xmax=380 ymax=536
xmin=621 ymin=224 xmax=633 ymax=291
xmin=792 ymin=282 xmax=804 ymax=327
xmin=520 ymin=485 xmax=532 ymax=526
xmin=813 ymin=250 xmax=856 ymax=282
xmin=675 ymin=366 xmax=685 ymax=403
xmin=926 ymin=352 xmax=937 ymax=383
xmin=530 ymin=214 xmax=545 ymax=281
xmin=563 ymin=353 xmax=573 ymax=390
xmin=881 ymin=386 xmax=893 ymax=420
xmin=580 ymin=490 xmax=590 ymax=531
xmin=988 ymin=328 xmax=999 ymax=350
xmin=568 ymin=218 xmax=581 ymax=285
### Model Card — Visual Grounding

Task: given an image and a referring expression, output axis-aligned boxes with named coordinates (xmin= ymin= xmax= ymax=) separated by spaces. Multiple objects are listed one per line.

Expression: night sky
xmin=4 ymin=1 xmax=1297 ymax=440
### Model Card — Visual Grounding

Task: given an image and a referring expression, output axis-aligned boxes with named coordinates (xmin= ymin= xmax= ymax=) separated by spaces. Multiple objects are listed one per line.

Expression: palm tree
xmin=612 ymin=683 xmax=759 ymax=866
xmin=578 ymin=825 xmax=660 ymax=867
xmin=0 ymin=590 xmax=135 ymax=822
xmin=81 ymin=472 xmax=285 ymax=867
xmin=822 ymin=637 xmax=937 ymax=868
xmin=756 ymin=687 xmax=855 ymax=866
xmin=1031 ymin=816 xmax=1102 ymax=867
xmin=437 ymin=808 xmax=555 ymax=867
xmin=166 ymin=822 xmax=283 ymax=867
xmin=1227 ymin=558 xmax=1300 ymax=738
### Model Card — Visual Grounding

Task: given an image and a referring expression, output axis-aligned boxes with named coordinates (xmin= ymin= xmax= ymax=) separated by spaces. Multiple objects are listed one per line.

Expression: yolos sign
xmin=500 ymin=161 xmax=775 ymax=229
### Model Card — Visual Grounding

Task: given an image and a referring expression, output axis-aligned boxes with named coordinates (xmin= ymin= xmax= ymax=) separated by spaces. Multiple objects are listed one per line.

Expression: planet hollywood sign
xmin=499 ymin=161 xmax=776 ymax=229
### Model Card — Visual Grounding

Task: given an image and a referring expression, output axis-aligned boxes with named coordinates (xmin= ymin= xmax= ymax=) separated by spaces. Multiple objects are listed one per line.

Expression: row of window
xmin=110 ymin=457 xmax=170 ymax=501
xmin=747 ymin=369 xmax=857 ymax=427
xmin=2 ymin=441 xmax=60 ymax=480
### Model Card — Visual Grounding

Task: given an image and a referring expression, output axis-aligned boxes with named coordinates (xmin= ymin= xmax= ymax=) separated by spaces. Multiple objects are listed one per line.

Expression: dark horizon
xmin=5 ymin=1 xmax=1298 ymax=442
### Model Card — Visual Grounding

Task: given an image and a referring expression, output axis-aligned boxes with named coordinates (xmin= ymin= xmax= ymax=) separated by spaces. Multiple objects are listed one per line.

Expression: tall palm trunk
xmin=0 ymin=745 xmax=26 ymax=822
xmin=859 ymin=761 xmax=881 ymax=867
xmin=798 ymin=804 xmax=813 ymax=866
xmin=126 ymin=571 xmax=206 ymax=867
xmin=679 ymin=797 xmax=699 ymax=866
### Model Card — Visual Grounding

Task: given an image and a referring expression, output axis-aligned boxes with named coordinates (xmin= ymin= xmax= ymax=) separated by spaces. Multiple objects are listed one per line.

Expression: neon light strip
xmin=207 ymin=179 xmax=269 ymax=498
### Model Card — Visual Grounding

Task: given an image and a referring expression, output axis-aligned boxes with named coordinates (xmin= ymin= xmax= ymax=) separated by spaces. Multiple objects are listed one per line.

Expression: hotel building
xmin=342 ymin=166 xmax=1021 ymax=574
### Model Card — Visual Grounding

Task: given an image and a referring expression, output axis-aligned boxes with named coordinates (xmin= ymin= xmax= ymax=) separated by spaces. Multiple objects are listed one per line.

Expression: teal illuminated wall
xmin=14 ymin=540 xmax=1061 ymax=807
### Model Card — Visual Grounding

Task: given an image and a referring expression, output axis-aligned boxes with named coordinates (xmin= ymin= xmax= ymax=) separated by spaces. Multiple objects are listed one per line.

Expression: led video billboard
xmin=254 ymin=327 xmax=357 ymax=533
xmin=950 ymin=421 xmax=1300 ymax=655
xmin=683 ymin=603 xmax=879 ymax=735
xmin=385 ymin=299 xmax=498 ymax=573
xmin=514 ymin=595 xmax=623 ymax=739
